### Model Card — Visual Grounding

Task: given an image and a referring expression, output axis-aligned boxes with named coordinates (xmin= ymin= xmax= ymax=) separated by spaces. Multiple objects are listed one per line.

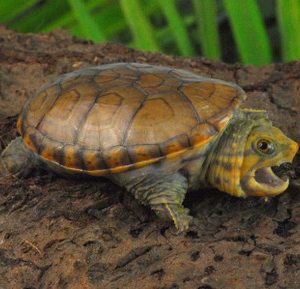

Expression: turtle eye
xmin=256 ymin=139 xmax=275 ymax=155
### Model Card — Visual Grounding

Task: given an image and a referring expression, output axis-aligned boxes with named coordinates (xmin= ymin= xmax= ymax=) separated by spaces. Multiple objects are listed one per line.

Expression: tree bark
xmin=0 ymin=26 xmax=299 ymax=289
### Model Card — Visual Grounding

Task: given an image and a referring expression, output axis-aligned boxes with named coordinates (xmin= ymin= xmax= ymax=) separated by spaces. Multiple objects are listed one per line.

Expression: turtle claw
xmin=155 ymin=204 xmax=192 ymax=232
xmin=171 ymin=206 xmax=193 ymax=232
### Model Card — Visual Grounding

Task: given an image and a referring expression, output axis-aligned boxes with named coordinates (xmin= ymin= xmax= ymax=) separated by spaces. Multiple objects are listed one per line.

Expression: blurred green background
xmin=1 ymin=0 xmax=299 ymax=66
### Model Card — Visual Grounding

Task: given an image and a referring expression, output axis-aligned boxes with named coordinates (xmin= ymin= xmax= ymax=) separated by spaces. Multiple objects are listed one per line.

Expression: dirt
xmin=0 ymin=26 xmax=299 ymax=289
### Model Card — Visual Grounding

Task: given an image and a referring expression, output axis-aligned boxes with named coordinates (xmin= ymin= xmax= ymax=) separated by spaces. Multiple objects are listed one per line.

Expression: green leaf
xmin=119 ymin=0 xmax=159 ymax=51
xmin=42 ymin=0 xmax=160 ymax=40
xmin=193 ymin=0 xmax=221 ymax=60
xmin=67 ymin=0 xmax=106 ymax=42
xmin=223 ymin=0 xmax=272 ymax=65
xmin=158 ymin=0 xmax=195 ymax=56
xmin=277 ymin=0 xmax=300 ymax=61
xmin=0 ymin=0 xmax=38 ymax=23
xmin=41 ymin=0 xmax=105 ymax=32
xmin=9 ymin=0 xmax=69 ymax=32
xmin=70 ymin=4 xmax=123 ymax=38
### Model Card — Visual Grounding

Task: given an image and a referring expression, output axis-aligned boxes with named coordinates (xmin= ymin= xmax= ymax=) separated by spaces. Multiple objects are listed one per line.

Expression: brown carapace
xmin=18 ymin=62 xmax=245 ymax=175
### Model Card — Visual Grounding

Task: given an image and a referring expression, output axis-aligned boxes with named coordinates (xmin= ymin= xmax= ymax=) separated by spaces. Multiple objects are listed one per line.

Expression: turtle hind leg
xmin=125 ymin=172 xmax=192 ymax=232
xmin=0 ymin=137 xmax=38 ymax=177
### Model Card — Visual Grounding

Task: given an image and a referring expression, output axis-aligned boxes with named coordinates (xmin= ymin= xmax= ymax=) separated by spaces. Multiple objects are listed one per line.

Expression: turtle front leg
xmin=125 ymin=172 xmax=192 ymax=231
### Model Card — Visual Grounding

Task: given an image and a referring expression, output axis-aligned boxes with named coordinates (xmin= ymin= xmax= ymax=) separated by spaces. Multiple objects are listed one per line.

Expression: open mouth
xmin=242 ymin=163 xmax=291 ymax=196
xmin=254 ymin=166 xmax=288 ymax=188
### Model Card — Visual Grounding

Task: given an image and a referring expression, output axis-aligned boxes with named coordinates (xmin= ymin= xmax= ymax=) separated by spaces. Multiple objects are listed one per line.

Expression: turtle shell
xmin=18 ymin=63 xmax=246 ymax=175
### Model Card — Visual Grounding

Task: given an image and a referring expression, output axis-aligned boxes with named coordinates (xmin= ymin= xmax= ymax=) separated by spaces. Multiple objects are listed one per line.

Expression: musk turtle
xmin=0 ymin=63 xmax=298 ymax=231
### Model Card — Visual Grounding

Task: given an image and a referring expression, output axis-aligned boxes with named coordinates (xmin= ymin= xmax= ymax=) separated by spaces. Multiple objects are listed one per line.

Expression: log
xmin=0 ymin=26 xmax=299 ymax=289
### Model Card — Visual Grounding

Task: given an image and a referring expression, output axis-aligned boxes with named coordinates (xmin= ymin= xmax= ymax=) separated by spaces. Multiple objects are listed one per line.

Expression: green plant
xmin=277 ymin=0 xmax=300 ymax=61
xmin=0 ymin=0 xmax=299 ymax=66
xmin=223 ymin=0 xmax=272 ymax=65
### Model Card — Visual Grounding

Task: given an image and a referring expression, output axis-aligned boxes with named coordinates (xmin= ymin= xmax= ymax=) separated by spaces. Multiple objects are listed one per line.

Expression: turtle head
xmin=206 ymin=109 xmax=298 ymax=198
xmin=239 ymin=117 xmax=298 ymax=197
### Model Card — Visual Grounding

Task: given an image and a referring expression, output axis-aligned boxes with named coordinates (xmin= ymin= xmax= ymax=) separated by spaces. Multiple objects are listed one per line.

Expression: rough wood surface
xmin=0 ymin=26 xmax=299 ymax=289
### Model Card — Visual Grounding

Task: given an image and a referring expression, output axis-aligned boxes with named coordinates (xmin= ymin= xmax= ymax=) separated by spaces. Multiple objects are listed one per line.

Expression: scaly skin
xmin=205 ymin=109 xmax=298 ymax=198
xmin=124 ymin=172 xmax=191 ymax=232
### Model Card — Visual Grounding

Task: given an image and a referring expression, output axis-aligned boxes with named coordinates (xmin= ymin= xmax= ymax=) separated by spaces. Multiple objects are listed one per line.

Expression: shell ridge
xmin=73 ymin=89 xmax=101 ymax=145
xmin=176 ymin=82 xmax=202 ymax=124
xmin=30 ymin=83 xmax=63 ymax=132
xmin=121 ymin=71 xmax=149 ymax=146
xmin=121 ymin=95 xmax=147 ymax=145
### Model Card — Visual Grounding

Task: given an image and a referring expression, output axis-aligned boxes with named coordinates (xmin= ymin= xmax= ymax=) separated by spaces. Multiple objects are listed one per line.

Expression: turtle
xmin=0 ymin=62 xmax=298 ymax=231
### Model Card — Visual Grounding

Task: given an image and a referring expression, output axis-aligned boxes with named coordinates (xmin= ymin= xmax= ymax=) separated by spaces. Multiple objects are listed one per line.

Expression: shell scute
xmin=62 ymin=145 xmax=90 ymax=170
xmin=23 ymin=84 xmax=60 ymax=132
xmin=83 ymin=150 xmax=106 ymax=171
xmin=127 ymin=144 xmax=162 ymax=164
xmin=38 ymin=83 xmax=98 ymax=145
xmin=137 ymin=73 xmax=164 ymax=88
xmin=94 ymin=69 xmax=120 ymax=85
xmin=190 ymin=123 xmax=218 ymax=147
xmin=102 ymin=146 xmax=131 ymax=168
xmin=160 ymin=134 xmax=191 ymax=156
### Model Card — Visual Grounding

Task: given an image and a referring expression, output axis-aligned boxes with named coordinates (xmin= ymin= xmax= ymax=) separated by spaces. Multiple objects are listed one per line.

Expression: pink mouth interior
xmin=254 ymin=167 xmax=287 ymax=187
